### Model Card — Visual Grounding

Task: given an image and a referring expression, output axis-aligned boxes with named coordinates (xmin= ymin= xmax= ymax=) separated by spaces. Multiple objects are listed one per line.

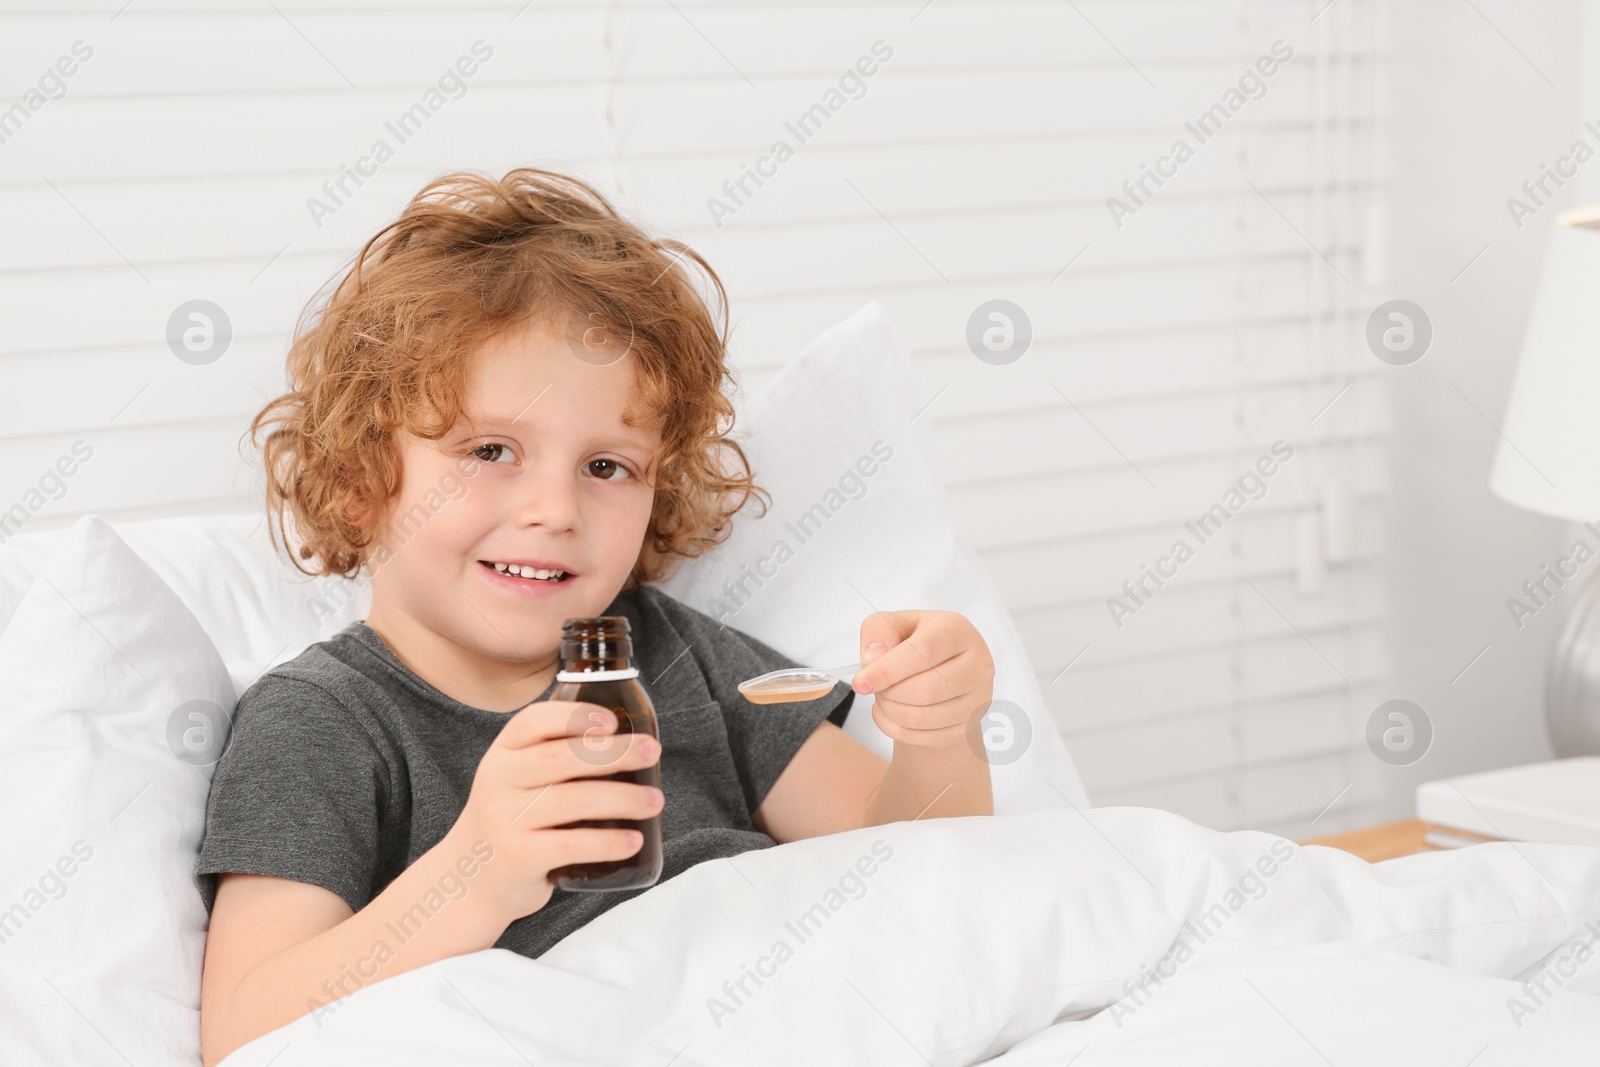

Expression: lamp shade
xmin=1490 ymin=220 xmax=1600 ymax=522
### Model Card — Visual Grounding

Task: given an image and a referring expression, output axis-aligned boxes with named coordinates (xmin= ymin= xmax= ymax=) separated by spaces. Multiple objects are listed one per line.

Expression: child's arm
xmin=199 ymin=700 xmax=662 ymax=1065
xmin=753 ymin=610 xmax=995 ymax=843
xmin=201 ymin=838 xmax=505 ymax=1066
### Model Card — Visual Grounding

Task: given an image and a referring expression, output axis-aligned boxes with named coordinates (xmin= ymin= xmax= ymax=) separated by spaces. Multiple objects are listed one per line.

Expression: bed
xmin=2 ymin=305 xmax=1596 ymax=1064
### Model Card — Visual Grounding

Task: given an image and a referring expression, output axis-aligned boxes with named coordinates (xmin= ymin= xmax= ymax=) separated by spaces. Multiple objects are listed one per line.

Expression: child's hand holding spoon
xmin=739 ymin=611 xmax=996 ymax=752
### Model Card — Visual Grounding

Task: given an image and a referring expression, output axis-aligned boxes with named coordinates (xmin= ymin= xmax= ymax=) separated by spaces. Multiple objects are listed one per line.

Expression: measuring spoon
xmin=737 ymin=661 xmax=864 ymax=704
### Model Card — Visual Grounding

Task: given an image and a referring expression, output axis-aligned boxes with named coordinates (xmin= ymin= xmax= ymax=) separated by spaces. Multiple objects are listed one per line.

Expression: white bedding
xmin=222 ymin=807 xmax=1600 ymax=1066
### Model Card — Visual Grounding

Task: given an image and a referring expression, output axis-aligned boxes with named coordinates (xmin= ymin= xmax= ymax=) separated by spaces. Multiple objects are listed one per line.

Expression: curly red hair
xmin=247 ymin=167 xmax=767 ymax=590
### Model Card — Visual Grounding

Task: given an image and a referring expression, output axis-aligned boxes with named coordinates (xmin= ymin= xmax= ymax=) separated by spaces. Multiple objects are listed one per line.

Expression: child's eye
xmin=471 ymin=443 xmax=515 ymax=464
xmin=584 ymin=458 xmax=635 ymax=482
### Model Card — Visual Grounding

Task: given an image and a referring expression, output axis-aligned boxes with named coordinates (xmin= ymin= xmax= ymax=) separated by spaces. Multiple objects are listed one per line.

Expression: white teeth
xmin=489 ymin=562 xmax=566 ymax=581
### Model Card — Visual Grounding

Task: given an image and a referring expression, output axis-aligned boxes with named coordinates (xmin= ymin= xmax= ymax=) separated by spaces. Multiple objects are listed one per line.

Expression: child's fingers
xmin=858 ymin=609 xmax=922 ymax=662
xmin=855 ymin=611 xmax=950 ymax=690
xmin=872 ymin=687 xmax=985 ymax=734
xmin=855 ymin=629 xmax=966 ymax=698
xmin=486 ymin=729 xmax=657 ymax=792
xmin=496 ymin=699 xmax=619 ymax=750
xmin=534 ymin=826 xmax=648 ymax=872
xmin=534 ymin=730 xmax=658 ymax=785
xmin=869 ymin=708 xmax=972 ymax=748
xmin=507 ymin=778 xmax=663 ymax=831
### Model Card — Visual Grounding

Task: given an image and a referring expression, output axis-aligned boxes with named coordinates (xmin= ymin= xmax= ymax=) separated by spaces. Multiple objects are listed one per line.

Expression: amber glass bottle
xmin=546 ymin=616 xmax=663 ymax=892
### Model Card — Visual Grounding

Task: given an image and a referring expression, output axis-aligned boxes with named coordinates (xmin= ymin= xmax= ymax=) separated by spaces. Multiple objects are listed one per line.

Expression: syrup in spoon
xmin=738 ymin=661 xmax=863 ymax=704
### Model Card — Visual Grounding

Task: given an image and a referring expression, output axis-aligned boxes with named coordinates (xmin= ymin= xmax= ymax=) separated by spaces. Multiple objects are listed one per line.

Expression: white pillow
xmin=1 ymin=512 xmax=368 ymax=682
xmin=0 ymin=516 xmax=234 ymax=1066
xmin=659 ymin=301 xmax=1090 ymax=811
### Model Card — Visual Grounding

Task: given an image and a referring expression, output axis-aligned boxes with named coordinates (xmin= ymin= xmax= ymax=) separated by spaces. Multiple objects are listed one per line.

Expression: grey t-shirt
xmin=195 ymin=582 xmax=853 ymax=959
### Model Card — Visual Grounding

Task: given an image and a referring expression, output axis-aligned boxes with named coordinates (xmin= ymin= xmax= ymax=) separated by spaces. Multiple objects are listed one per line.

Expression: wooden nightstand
xmin=1300 ymin=819 xmax=1496 ymax=862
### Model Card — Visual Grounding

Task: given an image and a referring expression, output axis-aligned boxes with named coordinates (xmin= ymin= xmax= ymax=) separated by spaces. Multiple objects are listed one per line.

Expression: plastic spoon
xmin=738 ymin=661 xmax=863 ymax=704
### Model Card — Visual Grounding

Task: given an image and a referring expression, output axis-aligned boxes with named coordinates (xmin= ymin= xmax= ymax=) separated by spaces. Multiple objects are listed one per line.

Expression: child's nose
xmin=513 ymin=465 xmax=582 ymax=529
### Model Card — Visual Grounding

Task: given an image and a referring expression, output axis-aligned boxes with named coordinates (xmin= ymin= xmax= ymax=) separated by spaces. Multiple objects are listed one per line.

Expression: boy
xmin=197 ymin=167 xmax=995 ymax=1064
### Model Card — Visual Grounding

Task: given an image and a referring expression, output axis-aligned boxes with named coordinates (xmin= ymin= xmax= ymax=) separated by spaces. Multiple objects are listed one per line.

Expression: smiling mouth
xmin=479 ymin=561 xmax=574 ymax=583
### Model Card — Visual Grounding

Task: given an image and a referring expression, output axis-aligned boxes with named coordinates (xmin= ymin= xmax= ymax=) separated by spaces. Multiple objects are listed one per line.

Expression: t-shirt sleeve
xmin=699 ymin=622 xmax=854 ymax=815
xmin=195 ymin=673 xmax=389 ymax=914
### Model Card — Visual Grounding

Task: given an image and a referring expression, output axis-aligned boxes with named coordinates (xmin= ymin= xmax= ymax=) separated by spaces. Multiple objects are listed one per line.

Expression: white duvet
xmin=223 ymin=807 xmax=1600 ymax=1066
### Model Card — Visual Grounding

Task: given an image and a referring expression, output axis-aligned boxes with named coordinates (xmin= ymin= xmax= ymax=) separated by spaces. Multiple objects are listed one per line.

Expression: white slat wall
xmin=0 ymin=0 xmax=1389 ymax=836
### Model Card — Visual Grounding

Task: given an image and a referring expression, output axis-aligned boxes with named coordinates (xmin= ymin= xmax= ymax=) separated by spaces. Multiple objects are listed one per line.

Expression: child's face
xmin=367 ymin=316 xmax=660 ymax=665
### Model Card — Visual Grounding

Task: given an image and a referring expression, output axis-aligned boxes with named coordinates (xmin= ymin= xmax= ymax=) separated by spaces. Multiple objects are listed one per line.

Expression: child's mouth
xmin=479 ymin=560 xmax=574 ymax=584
